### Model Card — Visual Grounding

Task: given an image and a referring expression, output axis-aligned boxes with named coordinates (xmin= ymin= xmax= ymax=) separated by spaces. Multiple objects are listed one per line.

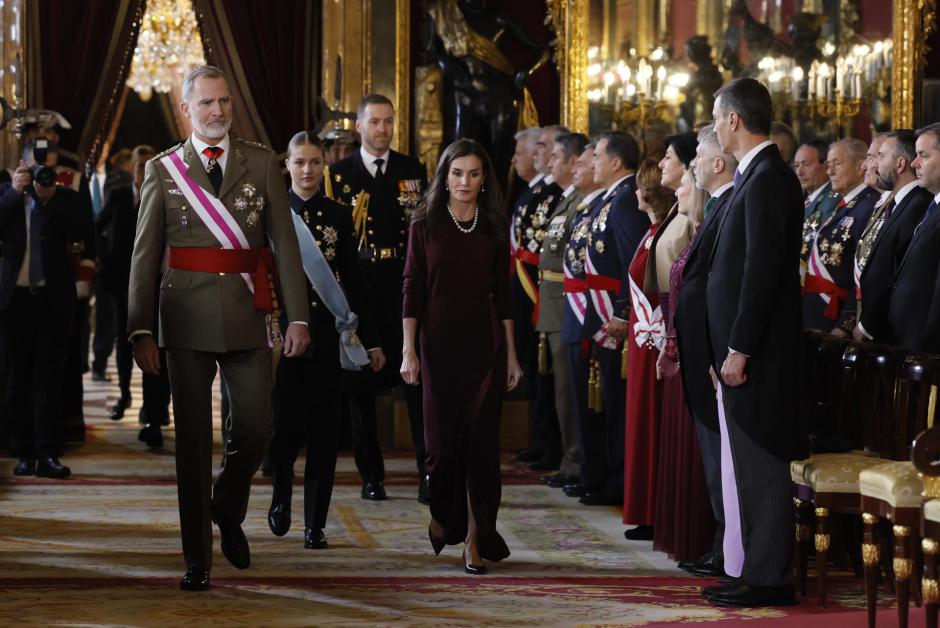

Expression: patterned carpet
xmin=0 ymin=362 xmax=922 ymax=626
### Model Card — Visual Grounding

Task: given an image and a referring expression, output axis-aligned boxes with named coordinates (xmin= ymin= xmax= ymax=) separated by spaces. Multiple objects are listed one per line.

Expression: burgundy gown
xmin=652 ymin=237 xmax=716 ymax=560
xmin=402 ymin=216 xmax=511 ymax=562
xmin=623 ymin=225 xmax=664 ymax=524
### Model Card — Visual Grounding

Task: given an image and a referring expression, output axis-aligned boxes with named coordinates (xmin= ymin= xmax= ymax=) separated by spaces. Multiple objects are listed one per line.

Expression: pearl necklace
xmin=447 ymin=204 xmax=479 ymax=233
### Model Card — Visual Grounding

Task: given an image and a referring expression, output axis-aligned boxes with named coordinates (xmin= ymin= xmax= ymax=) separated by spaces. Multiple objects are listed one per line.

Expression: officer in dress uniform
xmin=268 ymin=132 xmax=383 ymax=550
xmin=514 ymin=125 xmax=568 ymax=472
xmin=854 ymin=130 xmax=932 ymax=343
xmin=329 ymin=94 xmax=428 ymax=502
xmin=535 ymin=132 xmax=589 ymax=488
xmin=508 ymin=127 xmax=544 ymax=463
xmin=579 ymin=131 xmax=650 ymax=506
xmin=802 ymin=139 xmax=877 ymax=334
xmin=795 ymin=140 xmax=841 ymax=222
xmin=127 ymin=66 xmax=310 ymax=591
xmin=560 ymin=145 xmax=607 ymax=498
xmin=850 ymin=135 xmax=894 ymax=300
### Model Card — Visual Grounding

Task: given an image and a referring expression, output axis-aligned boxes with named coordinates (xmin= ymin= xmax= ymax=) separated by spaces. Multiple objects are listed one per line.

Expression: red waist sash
xmin=804 ymin=273 xmax=847 ymax=320
xmin=563 ymin=277 xmax=588 ymax=293
xmin=167 ymin=246 xmax=276 ymax=312
xmin=515 ymin=249 xmax=540 ymax=267
xmin=585 ymin=273 xmax=621 ymax=293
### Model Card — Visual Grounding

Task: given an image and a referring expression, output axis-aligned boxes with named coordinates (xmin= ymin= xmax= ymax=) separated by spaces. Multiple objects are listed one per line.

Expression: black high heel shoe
xmin=429 ymin=525 xmax=445 ymax=555
xmin=463 ymin=549 xmax=487 ymax=575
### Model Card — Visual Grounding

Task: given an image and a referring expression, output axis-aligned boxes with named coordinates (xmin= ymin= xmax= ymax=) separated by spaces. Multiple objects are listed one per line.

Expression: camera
xmin=29 ymin=137 xmax=57 ymax=188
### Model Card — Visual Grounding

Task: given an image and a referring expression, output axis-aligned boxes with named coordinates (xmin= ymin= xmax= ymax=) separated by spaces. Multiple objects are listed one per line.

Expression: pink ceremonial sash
xmin=160 ymin=148 xmax=254 ymax=296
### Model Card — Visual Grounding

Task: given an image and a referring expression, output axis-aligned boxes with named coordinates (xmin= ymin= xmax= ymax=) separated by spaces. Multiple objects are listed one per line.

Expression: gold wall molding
xmin=395 ymin=0 xmax=410 ymax=154
xmin=892 ymin=0 xmax=937 ymax=129
xmin=548 ymin=0 xmax=588 ymax=134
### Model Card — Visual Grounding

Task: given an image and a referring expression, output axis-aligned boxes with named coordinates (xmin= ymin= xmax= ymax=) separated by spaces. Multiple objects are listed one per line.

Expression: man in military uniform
xmin=515 ymin=124 xmax=568 ymax=472
xmin=329 ymin=94 xmax=428 ymax=502
xmin=580 ymin=131 xmax=649 ymax=507
xmin=794 ymin=140 xmax=840 ymax=221
xmin=560 ymin=144 xmax=606 ymax=499
xmin=535 ymin=132 xmax=589 ymax=488
xmin=803 ymin=139 xmax=877 ymax=334
xmin=127 ymin=66 xmax=309 ymax=591
xmin=855 ymin=130 xmax=932 ymax=343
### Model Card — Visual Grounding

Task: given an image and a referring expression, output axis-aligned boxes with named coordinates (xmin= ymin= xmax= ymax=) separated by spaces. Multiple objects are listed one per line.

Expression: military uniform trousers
xmin=596 ymin=344 xmax=626 ymax=495
xmin=546 ymin=331 xmax=580 ymax=477
xmin=272 ymin=352 xmax=342 ymax=531
xmin=567 ymin=342 xmax=604 ymax=490
xmin=166 ymin=347 xmax=272 ymax=569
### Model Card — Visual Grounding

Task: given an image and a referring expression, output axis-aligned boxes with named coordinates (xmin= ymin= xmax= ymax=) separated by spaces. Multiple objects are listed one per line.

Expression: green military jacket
xmin=535 ymin=188 xmax=583 ymax=333
xmin=127 ymin=137 xmax=308 ymax=352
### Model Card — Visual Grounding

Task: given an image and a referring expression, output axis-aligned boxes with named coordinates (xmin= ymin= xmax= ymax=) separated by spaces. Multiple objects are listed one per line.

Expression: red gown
xmin=402 ymin=216 xmax=511 ymax=562
xmin=622 ymin=226 xmax=664 ymax=524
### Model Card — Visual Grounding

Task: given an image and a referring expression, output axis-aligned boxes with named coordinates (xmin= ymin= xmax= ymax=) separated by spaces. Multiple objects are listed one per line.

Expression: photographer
xmin=0 ymin=141 xmax=91 ymax=477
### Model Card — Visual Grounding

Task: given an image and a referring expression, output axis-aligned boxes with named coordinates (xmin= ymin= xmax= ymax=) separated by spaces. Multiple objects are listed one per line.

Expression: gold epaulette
xmin=153 ymin=142 xmax=184 ymax=160
xmin=323 ymin=165 xmax=335 ymax=200
xmin=352 ymin=191 xmax=371 ymax=249
xmin=236 ymin=138 xmax=273 ymax=152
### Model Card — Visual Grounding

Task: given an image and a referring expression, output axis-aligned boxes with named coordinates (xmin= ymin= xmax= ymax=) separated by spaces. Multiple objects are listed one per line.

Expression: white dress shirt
xmin=711 ymin=181 xmax=734 ymax=199
xmin=735 ymin=140 xmax=775 ymax=179
xmin=190 ymin=133 xmax=230 ymax=174
xmin=602 ymin=174 xmax=635 ymax=201
xmin=360 ymin=146 xmax=391 ymax=177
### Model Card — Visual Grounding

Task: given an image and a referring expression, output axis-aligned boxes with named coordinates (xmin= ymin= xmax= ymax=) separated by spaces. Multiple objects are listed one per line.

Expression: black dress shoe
xmin=547 ymin=474 xmax=579 ymax=488
xmin=267 ymin=501 xmax=291 ymax=537
xmin=679 ymin=550 xmax=717 ymax=573
xmin=180 ymin=566 xmax=210 ymax=591
xmin=418 ymin=474 xmax=431 ymax=504
xmin=702 ymin=577 xmax=741 ymax=596
xmin=91 ymin=369 xmax=111 ymax=382
xmin=110 ymin=396 xmax=131 ymax=421
xmin=211 ymin=501 xmax=250 ymax=569
xmin=623 ymin=525 xmax=654 ymax=541
xmin=516 ymin=448 xmax=542 ymax=463
xmin=138 ymin=424 xmax=163 ymax=448
xmin=361 ymin=481 xmax=387 ymax=501
xmin=463 ymin=549 xmax=487 ymax=575
xmin=563 ymin=484 xmax=589 ymax=497
xmin=304 ymin=527 xmax=328 ymax=549
xmin=705 ymin=582 xmax=795 ymax=607
xmin=36 ymin=457 xmax=71 ymax=479
xmin=579 ymin=491 xmax=622 ymax=506
xmin=687 ymin=555 xmax=726 ymax=578
xmin=527 ymin=460 xmax=560 ymax=472
xmin=13 ymin=458 xmax=35 ymax=476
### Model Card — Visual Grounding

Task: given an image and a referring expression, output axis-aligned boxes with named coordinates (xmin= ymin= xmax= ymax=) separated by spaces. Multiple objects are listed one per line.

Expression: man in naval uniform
xmin=330 ymin=94 xmax=428 ymax=503
xmin=127 ymin=66 xmax=309 ymax=591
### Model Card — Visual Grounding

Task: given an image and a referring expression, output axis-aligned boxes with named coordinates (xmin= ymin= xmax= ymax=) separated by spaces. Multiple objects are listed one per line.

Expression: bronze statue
xmin=680 ymin=36 xmax=724 ymax=130
xmin=421 ymin=0 xmax=550 ymax=191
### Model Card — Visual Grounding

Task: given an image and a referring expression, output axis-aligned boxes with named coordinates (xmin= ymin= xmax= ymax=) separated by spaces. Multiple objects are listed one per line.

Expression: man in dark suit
xmin=1 ymin=151 xmax=87 ymax=478
xmin=888 ymin=123 xmax=940 ymax=353
xmin=704 ymin=77 xmax=805 ymax=607
xmin=674 ymin=123 xmax=737 ymax=578
xmin=330 ymin=94 xmax=428 ymax=502
xmin=579 ymin=131 xmax=650 ymax=507
xmin=854 ymin=130 xmax=932 ymax=344
xmin=802 ymin=139 xmax=878 ymax=334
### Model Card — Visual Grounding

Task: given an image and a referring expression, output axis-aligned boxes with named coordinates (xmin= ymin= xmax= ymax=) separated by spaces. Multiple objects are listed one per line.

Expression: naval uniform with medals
xmin=561 ymin=189 xmax=607 ymax=495
xmin=512 ymin=174 xmax=563 ymax=466
xmin=802 ymin=183 xmax=878 ymax=333
xmin=330 ymin=146 xmax=428 ymax=499
xmin=582 ymin=174 xmax=649 ymax=504
xmin=269 ymin=189 xmax=379 ymax=547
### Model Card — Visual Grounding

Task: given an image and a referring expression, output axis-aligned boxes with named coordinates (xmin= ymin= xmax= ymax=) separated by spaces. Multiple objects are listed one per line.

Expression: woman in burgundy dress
xmin=622 ymin=160 xmax=675 ymax=537
xmin=401 ymin=139 xmax=523 ymax=575
xmin=652 ymin=169 xmax=714 ymax=560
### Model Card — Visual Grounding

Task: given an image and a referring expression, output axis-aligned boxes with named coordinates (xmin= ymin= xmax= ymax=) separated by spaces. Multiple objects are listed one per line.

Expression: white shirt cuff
xmin=129 ymin=330 xmax=152 ymax=342
xmin=288 ymin=321 xmax=308 ymax=326
xmin=728 ymin=347 xmax=750 ymax=358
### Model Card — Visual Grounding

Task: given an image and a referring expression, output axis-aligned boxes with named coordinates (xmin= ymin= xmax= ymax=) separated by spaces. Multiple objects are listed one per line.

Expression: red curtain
xmin=30 ymin=0 xmax=144 ymax=168
xmin=194 ymin=0 xmax=319 ymax=153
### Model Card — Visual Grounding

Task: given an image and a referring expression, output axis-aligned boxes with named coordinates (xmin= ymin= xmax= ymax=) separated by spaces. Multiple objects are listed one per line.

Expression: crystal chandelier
xmin=126 ymin=0 xmax=204 ymax=101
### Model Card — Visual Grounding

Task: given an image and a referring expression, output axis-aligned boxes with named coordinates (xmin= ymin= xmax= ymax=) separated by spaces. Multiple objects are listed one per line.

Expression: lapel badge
xmin=321 ymin=225 xmax=339 ymax=246
xmin=303 ymin=210 xmax=311 ymax=224
xmin=234 ymin=148 xmax=244 ymax=161
xmin=595 ymin=240 xmax=606 ymax=253
xmin=343 ymin=184 xmax=351 ymax=194
xmin=168 ymin=188 xmax=183 ymax=196
xmin=184 ymin=150 xmax=194 ymax=162
xmin=335 ymin=173 xmax=343 ymax=183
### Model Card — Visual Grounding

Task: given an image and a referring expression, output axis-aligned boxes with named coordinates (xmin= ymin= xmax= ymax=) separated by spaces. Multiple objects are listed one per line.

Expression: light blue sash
xmin=290 ymin=210 xmax=371 ymax=370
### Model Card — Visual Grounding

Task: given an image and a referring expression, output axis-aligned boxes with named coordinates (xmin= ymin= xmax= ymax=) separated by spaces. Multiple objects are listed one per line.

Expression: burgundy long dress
xmin=402 ymin=216 xmax=511 ymax=562
xmin=652 ymin=237 xmax=716 ymax=560
xmin=622 ymin=225 xmax=664 ymax=524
